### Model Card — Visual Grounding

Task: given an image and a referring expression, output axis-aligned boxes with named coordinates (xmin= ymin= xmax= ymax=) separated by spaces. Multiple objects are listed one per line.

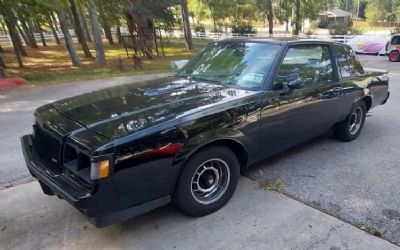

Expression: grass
xmin=260 ymin=179 xmax=286 ymax=193
xmin=1 ymin=38 xmax=211 ymax=85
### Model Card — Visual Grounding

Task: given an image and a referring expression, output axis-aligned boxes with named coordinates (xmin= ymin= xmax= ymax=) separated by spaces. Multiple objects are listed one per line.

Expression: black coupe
xmin=21 ymin=39 xmax=390 ymax=227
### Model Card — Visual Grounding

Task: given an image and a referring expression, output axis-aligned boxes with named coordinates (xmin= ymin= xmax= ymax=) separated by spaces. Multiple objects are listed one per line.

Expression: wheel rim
xmin=349 ymin=107 xmax=363 ymax=135
xmin=190 ymin=158 xmax=231 ymax=205
xmin=390 ymin=52 xmax=398 ymax=61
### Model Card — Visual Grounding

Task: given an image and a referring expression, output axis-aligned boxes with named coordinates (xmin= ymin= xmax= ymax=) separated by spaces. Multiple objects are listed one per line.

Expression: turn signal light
xmin=90 ymin=159 xmax=110 ymax=180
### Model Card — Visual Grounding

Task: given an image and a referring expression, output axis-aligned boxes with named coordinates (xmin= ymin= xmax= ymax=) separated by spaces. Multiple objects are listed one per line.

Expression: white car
xmin=386 ymin=34 xmax=400 ymax=62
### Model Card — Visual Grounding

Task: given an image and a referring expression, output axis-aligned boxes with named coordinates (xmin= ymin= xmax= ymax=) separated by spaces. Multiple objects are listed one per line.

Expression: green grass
xmin=3 ymin=38 xmax=211 ymax=85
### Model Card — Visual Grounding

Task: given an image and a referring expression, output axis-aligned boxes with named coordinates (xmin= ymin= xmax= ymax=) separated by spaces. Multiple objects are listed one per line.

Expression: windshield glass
xmin=177 ymin=42 xmax=281 ymax=89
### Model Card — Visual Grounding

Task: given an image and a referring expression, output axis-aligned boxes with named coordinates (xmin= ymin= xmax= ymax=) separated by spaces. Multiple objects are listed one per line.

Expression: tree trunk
xmin=20 ymin=21 xmax=37 ymax=48
xmin=0 ymin=44 xmax=4 ymax=53
xmin=267 ymin=0 xmax=274 ymax=35
xmin=293 ymin=0 xmax=301 ymax=35
xmin=47 ymin=14 xmax=61 ymax=45
xmin=78 ymin=6 xmax=92 ymax=42
xmin=69 ymin=0 xmax=93 ymax=58
xmin=88 ymin=0 xmax=106 ymax=65
xmin=27 ymin=20 xmax=39 ymax=48
xmin=181 ymin=0 xmax=194 ymax=50
xmin=15 ymin=28 xmax=28 ymax=56
xmin=5 ymin=20 xmax=24 ymax=68
xmin=103 ymin=25 xmax=114 ymax=45
xmin=0 ymin=54 xmax=6 ymax=78
xmin=16 ymin=25 xmax=29 ymax=46
xmin=56 ymin=0 xmax=81 ymax=66
xmin=51 ymin=12 xmax=60 ymax=32
xmin=0 ymin=62 xmax=5 ymax=78
xmin=116 ymin=26 xmax=122 ymax=44
xmin=0 ymin=54 xmax=6 ymax=68
xmin=36 ymin=21 xmax=47 ymax=46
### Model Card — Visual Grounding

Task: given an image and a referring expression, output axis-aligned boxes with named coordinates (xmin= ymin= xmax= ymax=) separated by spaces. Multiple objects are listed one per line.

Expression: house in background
xmin=319 ymin=8 xmax=352 ymax=25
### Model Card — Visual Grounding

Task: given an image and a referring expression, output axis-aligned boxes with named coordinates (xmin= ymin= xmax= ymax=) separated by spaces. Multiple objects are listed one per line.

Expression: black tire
xmin=389 ymin=50 xmax=399 ymax=62
xmin=334 ymin=101 xmax=367 ymax=142
xmin=173 ymin=146 xmax=240 ymax=217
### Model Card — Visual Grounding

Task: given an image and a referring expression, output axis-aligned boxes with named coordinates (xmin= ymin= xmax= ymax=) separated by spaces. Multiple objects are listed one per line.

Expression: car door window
xmin=333 ymin=44 xmax=351 ymax=79
xmin=271 ymin=44 xmax=333 ymax=90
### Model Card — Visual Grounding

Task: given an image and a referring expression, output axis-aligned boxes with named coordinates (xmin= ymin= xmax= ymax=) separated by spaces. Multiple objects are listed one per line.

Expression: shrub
xmin=230 ymin=24 xmax=255 ymax=35
xmin=328 ymin=22 xmax=359 ymax=35
xmin=194 ymin=25 xmax=205 ymax=33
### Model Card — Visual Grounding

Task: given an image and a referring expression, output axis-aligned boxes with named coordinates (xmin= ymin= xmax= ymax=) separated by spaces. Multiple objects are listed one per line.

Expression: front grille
xmin=32 ymin=124 xmax=62 ymax=171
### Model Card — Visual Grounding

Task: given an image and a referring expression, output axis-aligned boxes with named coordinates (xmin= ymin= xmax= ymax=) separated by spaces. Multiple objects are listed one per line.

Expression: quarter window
xmin=334 ymin=44 xmax=364 ymax=79
xmin=272 ymin=44 xmax=333 ymax=90
xmin=346 ymin=47 xmax=365 ymax=76
xmin=333 ymin=44 xmax=351 ymax=79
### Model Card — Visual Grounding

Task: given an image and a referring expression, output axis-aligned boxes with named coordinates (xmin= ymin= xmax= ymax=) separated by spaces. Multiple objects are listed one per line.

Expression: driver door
xmin=257 ymin=43 xmax=338 ymax=158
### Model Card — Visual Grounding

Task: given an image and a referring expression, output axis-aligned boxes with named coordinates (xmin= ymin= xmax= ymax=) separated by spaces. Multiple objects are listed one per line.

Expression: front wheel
xmin=334 ymin=101 xmax=367 ymax=142
xmin=389 ymin=50 xmax=399 ymax=62
xmin=173 ymin=146 xmax=240 ymax=217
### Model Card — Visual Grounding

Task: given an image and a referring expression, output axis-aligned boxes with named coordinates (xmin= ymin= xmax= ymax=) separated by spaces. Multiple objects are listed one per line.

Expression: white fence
xmin=0 ymin=28 xmax=366 ymax=46
xmin=0 ymin=31 xmax=64 ymax=45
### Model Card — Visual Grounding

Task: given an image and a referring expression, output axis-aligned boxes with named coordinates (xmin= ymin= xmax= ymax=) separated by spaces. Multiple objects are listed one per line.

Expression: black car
xmin=21 ymin=39 xmax=390 ymax=227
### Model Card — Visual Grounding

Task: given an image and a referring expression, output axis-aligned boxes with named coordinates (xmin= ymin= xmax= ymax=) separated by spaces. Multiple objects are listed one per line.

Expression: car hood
xmin=50 ymin=76 xmax=259 ymax=139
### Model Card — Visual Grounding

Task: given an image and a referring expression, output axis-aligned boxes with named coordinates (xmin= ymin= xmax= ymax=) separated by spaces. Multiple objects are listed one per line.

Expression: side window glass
xmin=272 ymin=45 xmax=333 ymax=90
xmin=333 ymin=45 xmax=351 ymax=79
xmin=346 ymin=47 xmax=365 ymax=77
xmin=391 ymin=36 xmax=400 ymax=45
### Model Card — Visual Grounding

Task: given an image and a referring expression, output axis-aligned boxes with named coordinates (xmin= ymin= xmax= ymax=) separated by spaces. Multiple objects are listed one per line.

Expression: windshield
xmin=177 ymin=42 xmax=281 ymax=89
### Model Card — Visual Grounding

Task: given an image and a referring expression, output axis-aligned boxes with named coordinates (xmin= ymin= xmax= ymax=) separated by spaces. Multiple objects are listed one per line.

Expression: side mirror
xmin=271 ymin=81 xmax=284 ymax=91
xmin=287 ymin=77 xmax=302 ymax=89
xmin=171 ymin=60 xmax=189 ymax=70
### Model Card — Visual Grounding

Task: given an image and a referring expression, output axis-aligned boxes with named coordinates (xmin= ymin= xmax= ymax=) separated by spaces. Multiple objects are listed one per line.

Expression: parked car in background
xmin=21 ymin=39 xmax=390 ymax=227
xmin=386 ymin=34 xmax=400 ymax=62
xmin=346 ymin=34 xmax=390 ymax=55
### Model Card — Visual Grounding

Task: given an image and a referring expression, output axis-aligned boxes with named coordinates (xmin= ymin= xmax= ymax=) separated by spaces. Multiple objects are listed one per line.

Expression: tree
xmin=47 ymin=13 xmax=61 ymax=45
xmin=78 ymin=5 xmax=93 ymax=42
xmin=274 ymin=0 xmax=293 ymax=32
xmin=181 ymin=0 xmax=194 ymax=50
xmin=55 ymin=0 xmax=82 ymax=66
xmin=188 ymin=0 xmax=211 ymax=23
xmin=0 ymin=1 xmax=25 ymax=68
xmin=293 ymin=0 xmax=301 ymax=35
xmin=35 ymin=21 xmax=47 ymax=46
xmin=254 ymin=0 xmax=274 ymax=34
xmin=69 ymin=0 xmax=93 ymax=58
xmin=200 ymin=0 xmax=232 ymax=30
xmin=88 ymin=0 xmax=106 ymax=65
xmin=0 ymin=62 xmax=5 ymax=78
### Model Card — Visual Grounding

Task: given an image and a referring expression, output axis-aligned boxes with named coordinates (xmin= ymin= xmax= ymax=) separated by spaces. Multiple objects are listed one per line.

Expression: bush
xmin=194 ymin=25 xmax=205 ymax=33
xmin=328 ymin=22 xmax=359 ymax=35
xmin=390 ymin=26 xmax=400 ymax=35
xmin=230 ymin=24 xmax=256 ymax=35
xmin=318 ymin=20 xmax=329 ymax=29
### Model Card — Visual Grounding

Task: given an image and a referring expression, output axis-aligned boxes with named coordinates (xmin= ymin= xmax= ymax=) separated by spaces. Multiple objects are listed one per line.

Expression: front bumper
xmin=21 ymin=134 xmax=170 ymax=227
xmin=21 ymin=135 xmax=92 ymax=207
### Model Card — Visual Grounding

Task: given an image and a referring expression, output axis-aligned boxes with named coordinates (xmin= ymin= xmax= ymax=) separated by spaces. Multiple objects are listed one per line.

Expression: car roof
xmin=220 ymin=37 xmax=344 ymax=46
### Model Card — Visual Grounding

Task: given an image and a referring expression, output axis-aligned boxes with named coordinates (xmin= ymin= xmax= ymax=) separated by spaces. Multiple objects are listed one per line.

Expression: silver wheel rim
xmin=349 ymin=107 xmax=363 ymax=135
xmin=190 ymin=158 xmax=231 ymax=205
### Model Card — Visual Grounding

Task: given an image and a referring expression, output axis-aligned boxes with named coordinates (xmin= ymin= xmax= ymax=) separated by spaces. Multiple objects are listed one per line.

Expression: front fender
xmin=178 ymin=127 xmax=253 ymax=161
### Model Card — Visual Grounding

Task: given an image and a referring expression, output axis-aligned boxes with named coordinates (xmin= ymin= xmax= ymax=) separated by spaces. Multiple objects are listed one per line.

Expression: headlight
xmin=90 ymin=159 xmax=110 ymax=180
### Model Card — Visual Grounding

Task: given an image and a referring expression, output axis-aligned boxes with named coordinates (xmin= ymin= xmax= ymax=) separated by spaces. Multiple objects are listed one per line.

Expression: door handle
xmin=327 ymin=87 xmax=342 ymax=95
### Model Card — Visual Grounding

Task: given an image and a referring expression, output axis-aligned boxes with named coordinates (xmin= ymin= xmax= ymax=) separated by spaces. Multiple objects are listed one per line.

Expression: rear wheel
xmin=334 ymin=101 xmax=367 ymax=142
xmin=389 ymin=50 xmax=399 ymax=62
xmin=173 ymin=146 xmax=240 ymax=217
